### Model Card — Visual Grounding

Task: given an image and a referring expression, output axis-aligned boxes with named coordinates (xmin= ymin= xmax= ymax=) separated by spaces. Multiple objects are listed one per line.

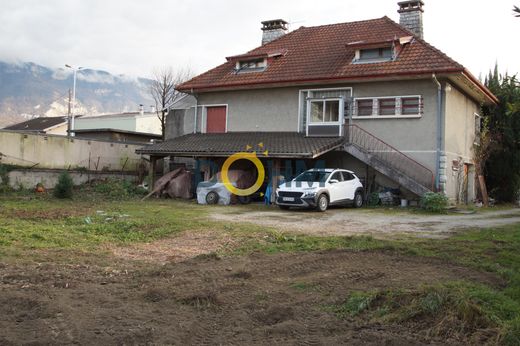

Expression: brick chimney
xmin=398 ymin=1 xmax=424 ymax=39
xmin=261 ymin=19 xmax=288 ymax=45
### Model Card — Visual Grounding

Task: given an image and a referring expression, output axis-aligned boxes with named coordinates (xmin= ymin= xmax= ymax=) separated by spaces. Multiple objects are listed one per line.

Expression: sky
xmin=0 ymin=0 xmax=518 ymax=79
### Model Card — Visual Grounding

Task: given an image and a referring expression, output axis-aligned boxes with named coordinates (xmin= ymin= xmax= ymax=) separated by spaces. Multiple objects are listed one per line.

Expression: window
xmin=236 ymin=59 xmax=266 ymax=72
xmin=309 ymin=99 xmax=340 ymax=123
xmin=379 ymin=98 xmax=396 ymax=116
xmin=401 ymin=97 xmax=420 ymax=115
xmin=355 ymin=47 xmax=393 ymax=63
xmin=341 ymin=172 xmax=355 ymax=181
xmin=354 ymin=96 xmax=422 ymax=118
xmin=299 ymin=88 xmax=351 ymax=136
xmin=356 ymin=99 xmax=373 ymax=116
xmin=330 ymin=172 xmax=343 ymax=182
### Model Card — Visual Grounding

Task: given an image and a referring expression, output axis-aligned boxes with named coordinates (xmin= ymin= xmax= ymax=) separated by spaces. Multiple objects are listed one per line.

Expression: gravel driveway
xmin=211 ymin=206 xmax=520 ymax=239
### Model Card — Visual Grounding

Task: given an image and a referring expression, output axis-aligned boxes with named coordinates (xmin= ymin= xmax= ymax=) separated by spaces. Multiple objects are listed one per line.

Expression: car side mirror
xmin=329 ymin=179 xmax=339 ymax=184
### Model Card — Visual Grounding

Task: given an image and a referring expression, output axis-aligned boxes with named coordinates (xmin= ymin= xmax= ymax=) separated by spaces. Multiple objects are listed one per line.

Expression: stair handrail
xmin=344 ymin=124 xmax=435 ymax=191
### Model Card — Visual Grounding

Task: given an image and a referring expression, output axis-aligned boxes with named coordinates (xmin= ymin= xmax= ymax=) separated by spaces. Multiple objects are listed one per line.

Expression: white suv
xmin=275 ymin=168 xmax=364 ymax=212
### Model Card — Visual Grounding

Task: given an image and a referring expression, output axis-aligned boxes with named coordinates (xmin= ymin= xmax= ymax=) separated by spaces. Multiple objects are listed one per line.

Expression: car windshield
xmin=293 ymin=171 xmax=331 ymax=183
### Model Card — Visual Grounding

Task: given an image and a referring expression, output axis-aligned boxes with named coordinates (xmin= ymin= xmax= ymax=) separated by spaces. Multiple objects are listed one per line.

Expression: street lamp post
xmin=65 ymin=64 xmax=83 ymax=136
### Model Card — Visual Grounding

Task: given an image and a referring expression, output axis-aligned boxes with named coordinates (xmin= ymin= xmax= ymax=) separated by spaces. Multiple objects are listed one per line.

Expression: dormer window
xmin=354 ymin=47 xmax=393 ymax=63
xmin=236 ymin=58 xmax=267 ymax=73
xmin=347 ymin=37 xmax=413 ymax=64
xmin=359 ymin=47 xmax=393 ymax=61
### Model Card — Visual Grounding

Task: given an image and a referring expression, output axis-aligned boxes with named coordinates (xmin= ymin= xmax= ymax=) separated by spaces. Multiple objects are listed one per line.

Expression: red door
xmin=206 ymin=106 xmax=226 ymax=133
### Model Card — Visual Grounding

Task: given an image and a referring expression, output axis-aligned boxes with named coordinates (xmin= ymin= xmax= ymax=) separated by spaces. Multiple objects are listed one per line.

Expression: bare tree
xmin=150 ymin=67 xmax=192 ymax=140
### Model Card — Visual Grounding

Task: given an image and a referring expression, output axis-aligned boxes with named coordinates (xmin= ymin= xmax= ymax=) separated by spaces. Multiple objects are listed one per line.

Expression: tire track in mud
xmin=0 ymin=250 xmax=500 ymax=345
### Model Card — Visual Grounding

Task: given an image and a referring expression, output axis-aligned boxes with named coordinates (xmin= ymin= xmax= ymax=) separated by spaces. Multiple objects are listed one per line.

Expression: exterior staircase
xmin=343 ymin=124 xmax=434 ymax=196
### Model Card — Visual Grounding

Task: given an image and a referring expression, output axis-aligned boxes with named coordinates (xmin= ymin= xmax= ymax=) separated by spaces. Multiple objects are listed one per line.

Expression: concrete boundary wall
xmin=0 ymin=130 xmax=147 ymax=171
xmin=7 ymin=169 xmax=139 ymax=189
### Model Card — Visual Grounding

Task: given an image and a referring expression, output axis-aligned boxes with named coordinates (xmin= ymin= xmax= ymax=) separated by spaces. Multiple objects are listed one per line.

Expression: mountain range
xmin=0 ymin=61 xmax=154 ymax=127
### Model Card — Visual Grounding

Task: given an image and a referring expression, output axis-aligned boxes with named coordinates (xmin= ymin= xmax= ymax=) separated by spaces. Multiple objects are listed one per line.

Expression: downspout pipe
xmin=191 ymin=89 xmax=198 ymax=134
xmin=432 ymin=73 xmax=443 ymax=192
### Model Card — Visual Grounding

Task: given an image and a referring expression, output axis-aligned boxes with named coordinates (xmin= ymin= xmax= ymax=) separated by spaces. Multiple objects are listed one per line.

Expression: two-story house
xmin=137 ymin=1 xmax=497 ymax=203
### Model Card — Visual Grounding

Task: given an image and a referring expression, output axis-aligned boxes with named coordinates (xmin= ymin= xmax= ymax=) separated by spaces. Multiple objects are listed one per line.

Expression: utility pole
xmin=65 ymin=64 xmax=83 ymax=136
xmin=67 ymin=89 xmax=72 ymax=136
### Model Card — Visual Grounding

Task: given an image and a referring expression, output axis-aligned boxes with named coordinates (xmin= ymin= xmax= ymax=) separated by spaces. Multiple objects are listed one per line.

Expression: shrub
xmin=54 ymin=171 xmax=74 ymax=199
xmin=368 ymin=192 xmax=380 ymax=206
xmin=93 ymin=178 xmax=147 ymax=199
xmin=421 ymin=192 xmax=449 ymax=213
xmin=0 ymin=164 xmax=11 ymax=193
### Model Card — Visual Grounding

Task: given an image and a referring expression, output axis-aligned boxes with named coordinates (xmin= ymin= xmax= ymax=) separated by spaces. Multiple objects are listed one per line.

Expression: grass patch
xmin=231 ymin=230 xmax=389 ymax=255
xmin=290 ymin=281 xmax=321 ymax=292
xmin=0 ymin=195 xmax=519 ymax=342
xmin=0 ymin=197 xmax=207 ymax=254
xmin=330 ymin=282 xmax=520 ymax=344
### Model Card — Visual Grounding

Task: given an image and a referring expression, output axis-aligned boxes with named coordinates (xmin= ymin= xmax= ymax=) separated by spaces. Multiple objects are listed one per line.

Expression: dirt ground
xmin=211 ymin=207 xmax=520 ymax=238
xmin=0 ymin=248 xmax=500 ymax=345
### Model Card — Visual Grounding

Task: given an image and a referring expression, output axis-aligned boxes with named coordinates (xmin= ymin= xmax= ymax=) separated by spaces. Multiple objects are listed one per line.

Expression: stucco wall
xmin=198 ymin=80 xmax=438 ymax=170
xmin=8 ymin=169 xmax=138 ymax=189
xmin=0 ymin=130 xmax=145 ymax=171
xmin=165 ymin=108 xmax=195 ymax=139
xmin=444 ymin=83 xmax=479 ymax=161
xmin=197 ymin=87 xmax=300 ymax=132
xmin=442 ymin=83 xmax=479 ymax=202
xmin=349 ymin=80 xmax=438 ymax=170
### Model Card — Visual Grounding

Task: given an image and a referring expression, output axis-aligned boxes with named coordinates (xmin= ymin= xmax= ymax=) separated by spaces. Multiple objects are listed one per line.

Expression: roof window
xmin=354 ymin=47 xmax=394 ymax=64
xmin=235 ymin=58 xmax=267 ymax=73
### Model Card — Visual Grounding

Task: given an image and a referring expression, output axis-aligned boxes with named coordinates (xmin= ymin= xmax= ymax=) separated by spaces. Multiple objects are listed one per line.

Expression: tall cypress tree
xmin=482 ymin=66 xmax=520 ymax=202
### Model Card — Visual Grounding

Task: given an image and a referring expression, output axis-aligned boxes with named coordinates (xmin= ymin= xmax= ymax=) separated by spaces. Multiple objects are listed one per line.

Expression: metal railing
xmin=344 ymin=124 xmax=435 ymax=191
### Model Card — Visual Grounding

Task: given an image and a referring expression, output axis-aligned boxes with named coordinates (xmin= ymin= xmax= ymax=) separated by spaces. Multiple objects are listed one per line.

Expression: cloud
xmin=52 ymin=69 xmax=70 ymax=80
xmin=0 ymin=0 xmax=517 ymax=77
xmin=76 ymin=70 xmax=115 ymax=84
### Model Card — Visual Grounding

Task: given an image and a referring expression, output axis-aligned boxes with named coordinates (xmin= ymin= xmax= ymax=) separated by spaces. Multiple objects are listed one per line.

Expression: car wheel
xmin=353 ymin=191 xmax=363 ymax=208
xmin=279 ymin=205 xmax=290 ymax=210
xmin=206 ymin=191 xmax=219 ymax=205
xmin=316 ymin=194 xmax=328 ymax=212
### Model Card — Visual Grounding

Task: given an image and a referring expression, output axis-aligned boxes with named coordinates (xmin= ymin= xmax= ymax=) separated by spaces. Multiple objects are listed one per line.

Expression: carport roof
xmin=136 ymin=132 xmax=345 ymax=159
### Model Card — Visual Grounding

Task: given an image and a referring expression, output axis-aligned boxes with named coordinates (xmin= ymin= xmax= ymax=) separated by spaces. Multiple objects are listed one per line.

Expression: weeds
xmin=421 ymin=192 xmax=449 ymax=213
xmin=331 ymin=282 xmax=520 ymax=343
xmin=91 ymin=178 xmax=147 ymax=199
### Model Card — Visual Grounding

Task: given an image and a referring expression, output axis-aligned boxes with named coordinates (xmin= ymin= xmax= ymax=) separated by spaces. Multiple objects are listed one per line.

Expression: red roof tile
xmin=180 ymin=17 xmax=453 ymax=88
xmin=178 ymin=16 xmax=496 ymax=103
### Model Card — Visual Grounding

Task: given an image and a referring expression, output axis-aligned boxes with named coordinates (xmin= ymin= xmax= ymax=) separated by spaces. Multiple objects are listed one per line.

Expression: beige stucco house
xmin=138 ymin=1 xmax=497 ymax=203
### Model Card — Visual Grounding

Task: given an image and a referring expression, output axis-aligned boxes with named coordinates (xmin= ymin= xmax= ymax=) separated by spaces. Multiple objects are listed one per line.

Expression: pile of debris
xmin=142 ymin=167 xmax=192 ymax=200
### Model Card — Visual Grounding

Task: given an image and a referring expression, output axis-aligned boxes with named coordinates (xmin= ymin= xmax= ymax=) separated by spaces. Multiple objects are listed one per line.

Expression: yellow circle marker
xmin=221 ymin=151 xmax=265 ymax=196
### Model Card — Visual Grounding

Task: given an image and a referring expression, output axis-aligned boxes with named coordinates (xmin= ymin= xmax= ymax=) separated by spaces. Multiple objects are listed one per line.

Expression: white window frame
xmin=202 ymin=104 xmax=228 ymax=133
xmin=352 ymin=47 xmax=394 ymax=64
xmin=235 ymin=58 xmax=267 ymax=73
xmin=305 ymin=97 xmax=345 ymax=136
xmin=298 ymin=87 xmax=352 ymax=133
xmin=352 ymin=95 xmax=422 ymax=119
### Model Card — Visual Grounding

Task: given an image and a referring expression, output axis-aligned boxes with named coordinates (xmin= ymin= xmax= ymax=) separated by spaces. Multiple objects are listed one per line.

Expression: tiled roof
xmin=136 ymin=132 xmax=345 ymax=158
xmin=3 ymin=116 xmax=67 ymax=131
xmin=179 ymin=17 xmax=467 ymax=92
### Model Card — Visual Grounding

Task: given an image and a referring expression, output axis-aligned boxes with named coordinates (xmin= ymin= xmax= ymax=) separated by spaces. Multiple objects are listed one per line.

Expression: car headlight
xmin=302 ymin=190 xmax=317 ymax=198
